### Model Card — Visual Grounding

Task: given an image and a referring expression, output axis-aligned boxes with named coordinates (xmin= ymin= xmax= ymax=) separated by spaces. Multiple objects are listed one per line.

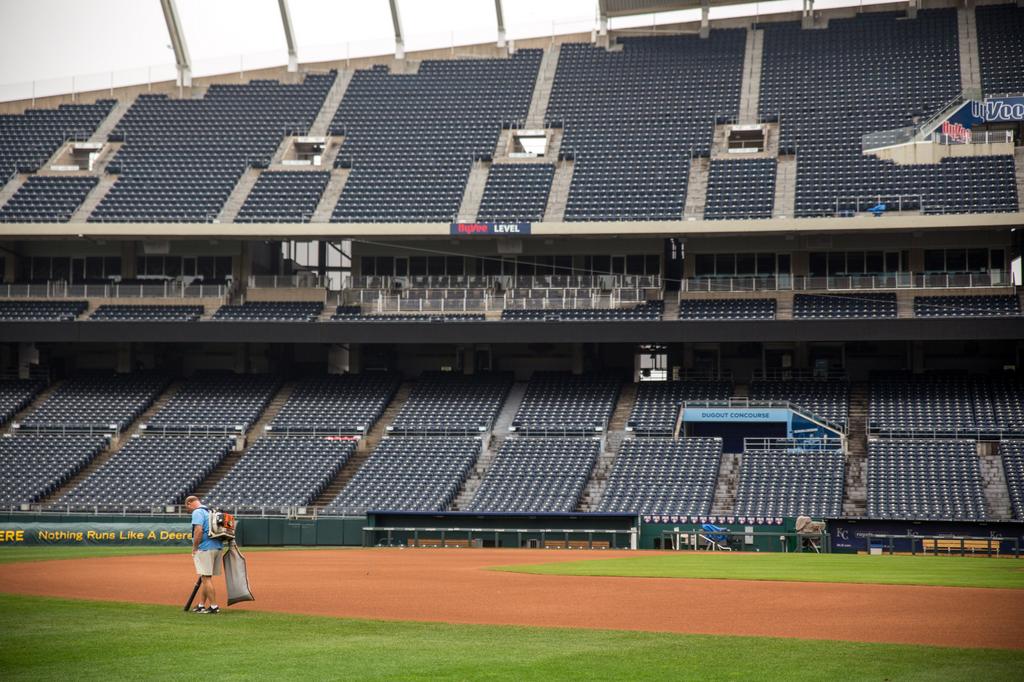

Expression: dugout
xmin=364 ymin=511 xmax=638 ymax=549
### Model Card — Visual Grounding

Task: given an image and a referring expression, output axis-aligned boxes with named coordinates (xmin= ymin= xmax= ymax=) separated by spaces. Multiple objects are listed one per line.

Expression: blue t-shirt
xmin=191 ymin=507 xmax=223 ymax=551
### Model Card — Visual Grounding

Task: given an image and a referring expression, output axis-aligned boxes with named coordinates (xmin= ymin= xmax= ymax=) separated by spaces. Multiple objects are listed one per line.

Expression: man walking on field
xmin=185 ymin=495 xmax=223 ymax=614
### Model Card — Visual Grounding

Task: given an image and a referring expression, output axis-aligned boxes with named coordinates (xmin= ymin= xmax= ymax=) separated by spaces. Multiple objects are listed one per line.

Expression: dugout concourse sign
xmin=0 ymin=521 xmax=193 ymax=545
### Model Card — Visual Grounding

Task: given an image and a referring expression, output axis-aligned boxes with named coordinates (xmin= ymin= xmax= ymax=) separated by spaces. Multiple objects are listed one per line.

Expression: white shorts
xmin=193 ymin=549 xmax=223 ymax=577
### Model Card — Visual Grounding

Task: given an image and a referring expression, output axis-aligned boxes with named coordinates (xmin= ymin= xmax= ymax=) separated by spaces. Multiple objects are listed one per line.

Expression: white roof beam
xmin=495 ymin=0 xmax=507 ymax=47
xmin=389 ymin=0 xmax=405 ymax=60
xmin=159 ymin=0 xmax=191 ymax=87
xmin=278 ymin=0 xmax=299 ymax=72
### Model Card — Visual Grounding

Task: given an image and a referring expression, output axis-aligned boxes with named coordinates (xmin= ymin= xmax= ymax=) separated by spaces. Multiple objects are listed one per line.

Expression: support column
xmin=910 ymin=340 xmax=925 ymax=374
xmin=349 ymin=344 xmax=362 ymax=374
xmin=121 ymin=242 xmax=137 ymax=279
xmin=802 ymin=0 xmax=815 ymax=29
xmin=700 ymin=0 xmax=711 ymax=39
xmin=18 ymin=343 xmax=38 ymax=380
xmin=328 ymin=344 xmax=349 ymax=374
xmin=462 ymin=346 xmax=475 ymax=375
xmin=3 ymin=251 xmax=16 ymax=283
xmin=571 ymin=343 xmax=584 ymax=375
xmin=116 ymin=342 xmax=132 ymax=374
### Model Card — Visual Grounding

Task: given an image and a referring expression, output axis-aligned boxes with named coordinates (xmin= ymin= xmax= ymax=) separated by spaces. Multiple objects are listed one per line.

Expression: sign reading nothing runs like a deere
xmin=0 ymin=521 xmax=194 ymax=545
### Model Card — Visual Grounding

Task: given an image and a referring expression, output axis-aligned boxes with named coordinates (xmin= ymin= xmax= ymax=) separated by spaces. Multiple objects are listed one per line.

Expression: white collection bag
xmin=223 ymin=543 xmax=255 ymax=606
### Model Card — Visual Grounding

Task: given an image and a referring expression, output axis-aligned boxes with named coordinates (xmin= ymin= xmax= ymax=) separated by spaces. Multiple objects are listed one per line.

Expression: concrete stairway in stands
xmin=542 ymin=160 xmax=574 ymax=221
xmin=450 ymin=382 xmax=529 ymax=510
xmin=525 ymin=46 xmax=560 ymax=128
xmin=738 ymin=27 xmax=764 ymax=125
xmin=578 ymin=383 xmax=637 ymax=512
xmin=683 ymin=157 xmax=709 ymax=219
xmin=773 ymin=155 xmax=796 ymax=218
xmin=311 ymin=168 xmax=351 ymax=223
xmin=842 ymin=382 xmax=868 ymax=517
xmin=90 ymin=97 xmax=135 ymax=143
xmin=190 ymin=381 xmax=297 ymax=500
xmin=70 ymin=174 xmax=118 ymax=223
xmin=957 ymin=6 xmax=982 ymax=94
xmin=216 ymin=168 xmax=262 ymax=223
xmin=979 ymin=442 xmax=1012 ymax=521
xmin=309 ymin=70 xmax=353 ymax=137
xmin=710 ymin=452 xmax=740 ymax=516
xmin=456 ymin=160 xmax=491 ymax=222
xmin=312 ymin=380 xmax=414 ymax=508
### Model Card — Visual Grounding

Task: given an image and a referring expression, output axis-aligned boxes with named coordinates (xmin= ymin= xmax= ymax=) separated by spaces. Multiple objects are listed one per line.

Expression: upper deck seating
xmin=329 ymin=52 xmax=541 ymax=222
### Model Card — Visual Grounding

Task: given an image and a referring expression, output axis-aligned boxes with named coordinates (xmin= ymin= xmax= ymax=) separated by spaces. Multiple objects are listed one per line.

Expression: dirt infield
xmin=2 ymin=548 xmax=1022 ymax=649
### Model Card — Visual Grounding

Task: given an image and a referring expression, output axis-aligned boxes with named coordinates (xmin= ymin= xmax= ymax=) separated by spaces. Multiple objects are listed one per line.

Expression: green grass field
xmin=0 ymin=593 xmax=1021 ymax=681
xmin=496 ymin=552 xmax=1024 ymax=589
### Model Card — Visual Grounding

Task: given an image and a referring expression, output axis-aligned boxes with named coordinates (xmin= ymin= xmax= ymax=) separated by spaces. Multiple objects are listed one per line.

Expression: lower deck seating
xmin=0 ymin=379 xmax=45 ymax=427
xmin=212 ymin=301 xmax=323 ymax=322
xmin=51 ymin=435 xmax=233 ymax=510
xmin=388 ymin=372 xmax=511 ymax=435
xmin=678 ymin=298 xmax=776 ymax=320
xmin=794 ymin=293 xmax=896 ymax=319
xmin=501 ymin=301 xmax=663 ymax=321
xmin=19 ymin=372 xmax=169 ymax=432
xmin=143 ymin=373 xmax=281 ymax=434
xmin=867 ymin=439 xmax=985 ymax=520
xmin=268 ymin=373 xmax=400 ymax=435
xmin=0 ymin=300 xmax=86 ymax=321
xmin=0 ymin=176 xmax=98 ymax=222
xmin=511 ymin=372 xmax=621 ymax=435
xmin=323 ymin=437 xmax=481 ymax=514
xmin=204 ymin=436 xmax=356 ymax=511
xmin=597 ymin=437 xmax=722 ymax=515
xmin=89 ymin=305 xmax=203 ymax=321
xmin=1000 ymin=441 xmax=1024 ymax=521
xmin=736 ymin=449 xmax=844 ymax=518
xmin=0 ymin=434 xmax=109 ymax=505
xmin=331 ymin=307 xmax=485 ymax=322
xmin=750 ymin=379 xmax=849 ymax=430
xmin=914 ymin=295 xmax=1020 ymax=318
xmin=236 ymin=170 xmax=330 ymax=223
xmin=628 ymin=380 xmax=732 ymax=436
xmin=465 ymin=438 xmax=600 ymax=513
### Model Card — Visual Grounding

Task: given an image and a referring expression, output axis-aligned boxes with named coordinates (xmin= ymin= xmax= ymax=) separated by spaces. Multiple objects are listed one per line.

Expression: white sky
xmin=0 ymin=0 xmax=902 ymax=102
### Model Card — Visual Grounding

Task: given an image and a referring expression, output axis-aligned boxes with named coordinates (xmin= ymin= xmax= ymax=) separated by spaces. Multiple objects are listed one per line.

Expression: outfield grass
xmin=495 ymin=552 xmax=1024 ymax=590
xmin=0 ymin=545 xmax=345 ymax=565
xmin=0 ymin=594 xmax=1021 ymax=681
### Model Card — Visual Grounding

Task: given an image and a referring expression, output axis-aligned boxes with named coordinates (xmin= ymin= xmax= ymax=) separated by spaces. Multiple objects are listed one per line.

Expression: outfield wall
xmin=0 ymin=513 xmax=366 ymax=547
xmin=827 ymin=518 xmax=1024 ymax=554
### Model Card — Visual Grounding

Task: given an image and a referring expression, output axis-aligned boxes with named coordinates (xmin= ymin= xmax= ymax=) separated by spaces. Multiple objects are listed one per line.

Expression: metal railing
xmin=868 ymin=426 xmax=1024 ymax=440
xmin=6 ymin=504 xmax=352 ymax=520
xmin=0 ymin=280 xmax=229 ymax=300
xmin=743 ymin=437 xmax=844 ymax=452
xmin=338 ymin=274 xmax=662 ymax=292
xmin=929 ymin=129 xmax=1014 ymax=146
xmin=248 ymin=273 xmax=320 ymax=288
xmin=751 ymin=369 xmax=848 ymax=381
xmin=678 ymin=272 xmax=1012 ymax=293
